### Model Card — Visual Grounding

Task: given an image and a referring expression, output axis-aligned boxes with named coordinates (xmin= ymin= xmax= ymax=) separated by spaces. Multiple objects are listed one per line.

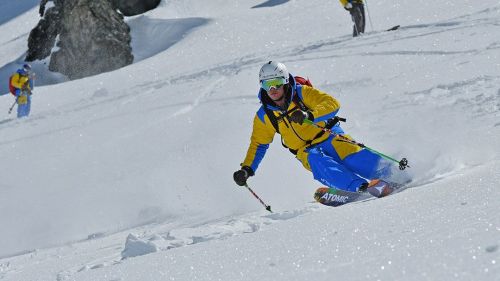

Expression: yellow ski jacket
xmin=241 ymin=76 xmax=340 ymax=173
xmin=10 ymin=73 xmax=30 ymax=90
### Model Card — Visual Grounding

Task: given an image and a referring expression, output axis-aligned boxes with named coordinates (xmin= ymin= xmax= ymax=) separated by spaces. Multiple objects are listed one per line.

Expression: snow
xmin=121 ymin=234 xmax=158 ymax=259
xmin=0 ymin=0 xmax=38 ymax=26
xmin=0 ymin=0 xmax=499 ymax=280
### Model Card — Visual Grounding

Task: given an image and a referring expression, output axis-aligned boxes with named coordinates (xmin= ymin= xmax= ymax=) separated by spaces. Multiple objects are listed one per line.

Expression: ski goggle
xmin=261 ymin=77 xmax=286 ymax=91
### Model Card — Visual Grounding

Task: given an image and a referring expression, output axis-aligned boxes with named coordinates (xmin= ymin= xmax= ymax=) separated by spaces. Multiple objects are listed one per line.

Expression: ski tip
xmin=314 ymin=187 xmax=331 ymax=202
xmin=387 ymin=25 xmax=400 ymax=31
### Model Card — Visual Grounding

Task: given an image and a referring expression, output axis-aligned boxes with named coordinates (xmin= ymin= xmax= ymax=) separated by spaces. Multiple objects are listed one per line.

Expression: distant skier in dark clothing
xmin=340 ymin=0 xmax=365 ymax=37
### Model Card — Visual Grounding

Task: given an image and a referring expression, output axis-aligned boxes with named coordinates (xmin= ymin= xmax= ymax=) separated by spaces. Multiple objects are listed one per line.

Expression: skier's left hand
xmin=289 ymin=110 xmax=313 ymax=125
xmin=233 ymin=166 xmax=254 ymax=186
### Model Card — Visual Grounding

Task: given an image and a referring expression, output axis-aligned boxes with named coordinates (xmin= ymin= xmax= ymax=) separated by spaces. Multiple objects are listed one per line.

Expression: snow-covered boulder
xmin=121 ymin=234 xmax=158 ymax=259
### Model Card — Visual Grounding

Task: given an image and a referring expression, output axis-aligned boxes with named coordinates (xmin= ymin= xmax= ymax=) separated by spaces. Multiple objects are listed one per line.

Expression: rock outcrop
xmin=26 ymin=2 xmax=61 ymax=62
xmin=26 ymin=0 xmax=134 ymax=79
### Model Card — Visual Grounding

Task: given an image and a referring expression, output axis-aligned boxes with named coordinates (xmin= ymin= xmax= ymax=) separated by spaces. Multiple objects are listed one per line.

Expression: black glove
xmin=233 ymin=166 xmax=254 ymax=186
xmin=289 ymin=110 xmax=313 ymax=125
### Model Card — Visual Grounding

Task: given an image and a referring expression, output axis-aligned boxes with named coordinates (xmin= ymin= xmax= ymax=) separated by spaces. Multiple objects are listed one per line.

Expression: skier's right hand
xmin=233 ymin=166 xmax=254 ymax=186
xmin=344 ymin=2 xmax=353 ymax=10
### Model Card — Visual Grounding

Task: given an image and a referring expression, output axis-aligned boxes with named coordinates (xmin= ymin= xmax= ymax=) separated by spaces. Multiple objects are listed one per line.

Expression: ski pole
xmin=303 ymin=119 xmax=409 ymax=170
xmin=8 ymin=99 xmax=17 ymax=114
xmin=244 ymin=183 xmax=272 ymax=213
xmin=363 ymin=0 xmax=374 ymax=32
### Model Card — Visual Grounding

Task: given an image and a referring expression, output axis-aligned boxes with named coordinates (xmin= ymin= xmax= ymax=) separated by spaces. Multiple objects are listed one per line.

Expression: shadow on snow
xmin=0 ymin=0 xmax=39 ymax=25
xmin=252 ymin=0 xmax=290 ymax=9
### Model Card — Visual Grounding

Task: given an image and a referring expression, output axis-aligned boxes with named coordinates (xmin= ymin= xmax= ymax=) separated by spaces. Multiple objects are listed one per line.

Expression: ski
xmin=365 ymin=179 xmax=395 ymax=198
xmin=314 ymin=180 xmax=406 ymax=207
xmin=314 ymin=187 xmax=365 ymax=207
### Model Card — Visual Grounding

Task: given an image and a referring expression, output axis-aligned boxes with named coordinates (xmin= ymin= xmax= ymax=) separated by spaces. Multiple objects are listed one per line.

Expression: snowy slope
xmin=0 ymin=0 xmax=499 ymax=280
xmin=69 ymin=164 xmax=500 ymax=281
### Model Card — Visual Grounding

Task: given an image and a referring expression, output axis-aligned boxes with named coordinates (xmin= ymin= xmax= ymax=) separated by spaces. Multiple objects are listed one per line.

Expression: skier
xmin=340 ymin=0 xmax=365 ymax=37
xmin=9 ymin=64 xmax=34 ymax=118
xmin=233 ymin=61 xmax=397 ymax=203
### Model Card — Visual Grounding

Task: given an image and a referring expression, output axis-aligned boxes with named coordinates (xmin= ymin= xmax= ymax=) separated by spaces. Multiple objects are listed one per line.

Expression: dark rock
xmin=27 ymin=0 xmax=134 ymax=80
xmin=26 ymin=6 xmax=61 ymax=61
xmin=112 ymin=0 xmax=161 ymax=16
xmin=49 ymin=0 xmax=133 ymax=79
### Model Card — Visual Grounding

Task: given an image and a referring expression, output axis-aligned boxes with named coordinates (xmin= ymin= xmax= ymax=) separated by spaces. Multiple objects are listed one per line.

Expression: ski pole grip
xmin=399 ymin=158 xmax=409 ymax=170
xmin=335 ymin=117 xmax=347 ymax=123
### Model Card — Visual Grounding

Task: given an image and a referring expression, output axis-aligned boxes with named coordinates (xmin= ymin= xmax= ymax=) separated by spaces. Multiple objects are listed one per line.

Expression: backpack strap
xmin=292 ymin=87 xmax=308 ymax=112
xmin=260 ymin=86 xmax=296 ymax=135
xmin=261 ymin=82 xmax=342 ymax=155
xmin=263 ymin=105 xmax=280 ymax=134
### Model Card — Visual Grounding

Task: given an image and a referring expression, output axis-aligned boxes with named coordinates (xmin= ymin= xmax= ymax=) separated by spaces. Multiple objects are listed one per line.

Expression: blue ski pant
xmin=15 ymin=89 xmax=31 ymax=118
xmin=297 ymin=128 xmax=391 ymax=192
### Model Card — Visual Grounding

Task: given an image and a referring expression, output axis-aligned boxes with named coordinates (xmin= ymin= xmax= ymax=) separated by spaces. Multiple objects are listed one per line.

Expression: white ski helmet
xmin=259 ymin=61 xmax=289 ymax=83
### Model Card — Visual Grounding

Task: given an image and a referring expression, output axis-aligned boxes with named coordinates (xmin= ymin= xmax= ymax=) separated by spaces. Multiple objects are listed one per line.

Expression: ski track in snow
xmin=171 ymin=77 xmax=225 ymax=118
xmin=291 ymin=6 xmax=500 ymax=60
xmin=387 ymin=75 xmax=500 ymax=116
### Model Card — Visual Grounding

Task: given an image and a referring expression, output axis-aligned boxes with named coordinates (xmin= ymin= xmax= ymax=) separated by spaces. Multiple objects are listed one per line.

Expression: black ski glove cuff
xmin=241 ymin=166 xmax=255 ymax=176
xmin=233 ymin=166 xmax=254 ymax=186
